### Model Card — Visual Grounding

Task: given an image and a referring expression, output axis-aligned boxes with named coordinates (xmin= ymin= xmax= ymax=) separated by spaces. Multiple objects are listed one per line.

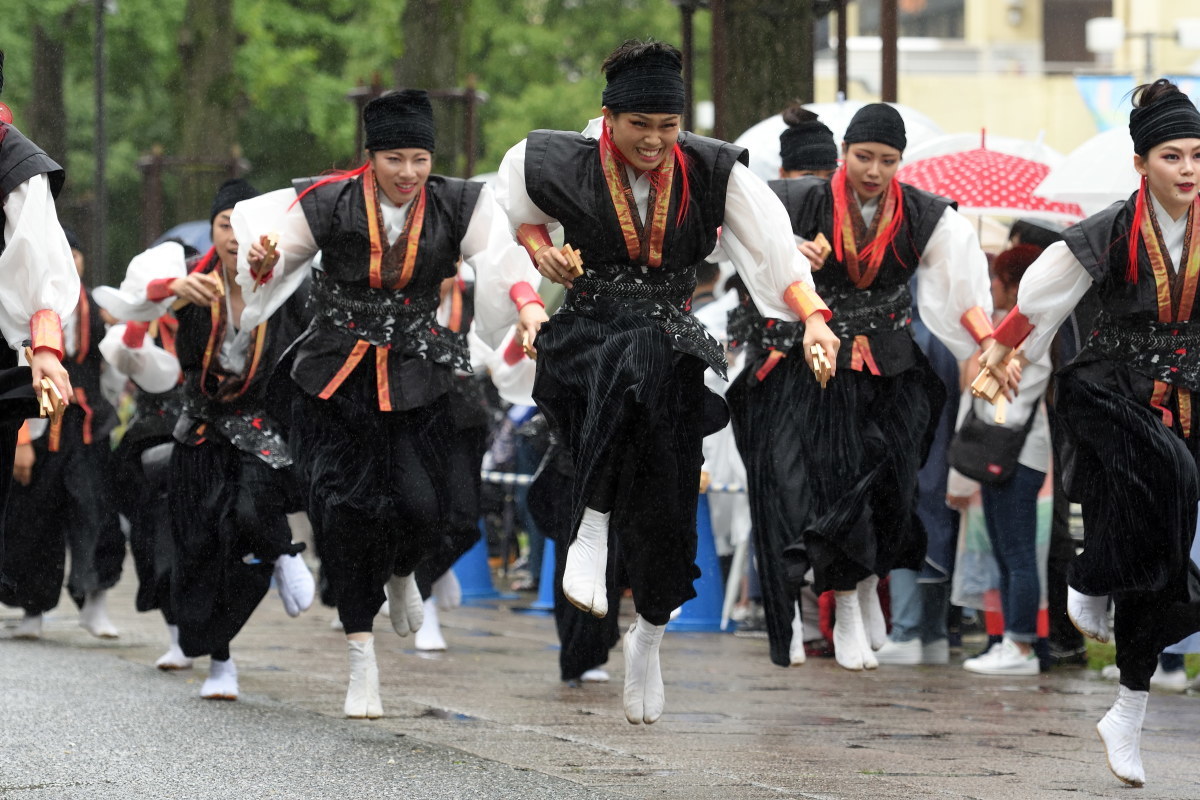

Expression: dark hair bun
xmin=781 ymin=103 xmax=818 ymax=128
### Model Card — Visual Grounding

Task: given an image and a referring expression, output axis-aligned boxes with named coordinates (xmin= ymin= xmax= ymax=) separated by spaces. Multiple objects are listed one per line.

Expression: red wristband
xmin=30 ymin=309 xmax=64 ymax=360
xmin=16 ymin=421 xmax=32 ymax=446
xmin=992 ymin=305 xmax=1035 ymax=348
xmin=122 ymin=320 xmax=150 ymax=348
xmin=146 ymin=278 xmax=176 ymax=302
xmin=516 ymin=224 xmax=553 ymax=264
xmin=960 ymin=306 xmax=994 ymax=345
xmin=509 ymin=281 xmax=544 ymax=311
xmin=502 ymin=334 xmax=527 ymax=365
xmin=783 ymin=282 xmax=832 ymax=323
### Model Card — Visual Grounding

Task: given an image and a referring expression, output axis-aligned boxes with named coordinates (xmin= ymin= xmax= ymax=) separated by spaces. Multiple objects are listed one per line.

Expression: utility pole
xmin=881 ymin=0 xmax=898 ymax=102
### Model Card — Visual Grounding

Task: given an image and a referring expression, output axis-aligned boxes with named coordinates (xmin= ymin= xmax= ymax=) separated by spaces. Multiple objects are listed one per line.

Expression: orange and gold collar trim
xmin=599 ymin=138 xmax=674 ymax=267
xmin=364 ymin=168 xmax=426 ymax=290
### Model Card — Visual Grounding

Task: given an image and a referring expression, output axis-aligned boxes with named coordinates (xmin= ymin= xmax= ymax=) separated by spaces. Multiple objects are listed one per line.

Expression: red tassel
xmin=1127 ymin=175 xmax=1147 ymax=284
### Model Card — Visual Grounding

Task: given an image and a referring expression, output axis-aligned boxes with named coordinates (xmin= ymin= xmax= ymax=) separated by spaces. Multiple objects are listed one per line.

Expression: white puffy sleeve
xmin=462 ymin=184 xmax=544 ymax=350
xmin=98 ymin=324 xmax=181 ymax=394
xmin=0 ymin=173 xmax=80 ymax=349
xmin=717 ymin=162 xmax=819 ymax=321
xmin=232 ymin=188 xmax=319 ymax=331
xmin=914 ymin=207 xmax=994 ymax=359
xmin=496 ymin=139 xmax=559 ymax=229
xmin=1012 ymin=241 xmax=1094 ymax=363
xmin=93 ymin=242 xmax=189 ymax=322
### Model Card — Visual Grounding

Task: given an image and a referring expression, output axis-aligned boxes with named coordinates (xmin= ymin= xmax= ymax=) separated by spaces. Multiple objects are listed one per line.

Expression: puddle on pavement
xmin=419 ymin=708 xmax=476 ymax=722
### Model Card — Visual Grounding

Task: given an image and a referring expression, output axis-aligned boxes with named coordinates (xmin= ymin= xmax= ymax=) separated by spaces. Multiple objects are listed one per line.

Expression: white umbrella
xmin=1033 ymin=127 xmax=1139 ymax=216
xmin=904 ymin=132 xmax=1064 ymax=169
xmin=733 ymin=100 xmax=945 ymax=182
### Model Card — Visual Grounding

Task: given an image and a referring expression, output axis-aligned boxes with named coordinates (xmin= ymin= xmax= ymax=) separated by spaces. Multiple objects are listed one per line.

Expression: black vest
xmin=1064 ymin=194 xmax=1200 ymax=391
xmin=524 ymin=130 xmax=746 ymax=374
xmin=287 ymin=174 xmax=483 ymax=408
xmin=769 ymin=176 xmax=953 ymax=375
xmin=63 ymin=289 xmax=118 ymax=442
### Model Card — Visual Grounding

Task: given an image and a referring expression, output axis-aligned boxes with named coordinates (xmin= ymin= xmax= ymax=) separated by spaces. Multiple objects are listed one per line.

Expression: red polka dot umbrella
xmin=897 ymin=146 xmax=1084 ymax=223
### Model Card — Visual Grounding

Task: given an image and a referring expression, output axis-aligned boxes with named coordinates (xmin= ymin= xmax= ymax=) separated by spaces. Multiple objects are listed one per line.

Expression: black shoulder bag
xmin=948 ymin=403 xmax=1037 ymax=484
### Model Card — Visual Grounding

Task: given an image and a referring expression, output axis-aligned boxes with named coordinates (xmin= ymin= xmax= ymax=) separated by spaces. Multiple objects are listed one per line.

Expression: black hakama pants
xmin=1055 ymin=365 xmax=1200 ymax=691
xmin=533 ymin=312 xmax=724 ymax=625
xmin=0 ymin=412 xmax=124 ymax=614
xmin=292 ymin=364 xmax=450 ymax=635
xmin=731 ymin=344 xmax=943 ymax=616
xmin=169 ymin=439 xmax=299 ymax=658
xmin=116 ymin=440 xmax=176 ymax=621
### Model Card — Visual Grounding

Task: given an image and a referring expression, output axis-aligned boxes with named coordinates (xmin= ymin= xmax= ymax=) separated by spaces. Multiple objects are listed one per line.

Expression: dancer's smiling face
xmin=371 ymin=148 xmax=432 ymax=205
xmin=1136 ymin=138 xmax=1200 ymax=221
xmin=842 ymin=142 xmax=902 ymax=203
xmin=603 ymin=109 xmax=680 ymax=173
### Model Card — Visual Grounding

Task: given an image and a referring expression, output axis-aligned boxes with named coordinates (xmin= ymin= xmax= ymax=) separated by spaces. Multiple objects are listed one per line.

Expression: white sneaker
xmin=874 ymin=638 xmax=922 ymax=666
xmin=155 ymin=624 xmax=194 ymax=670
xmin=344 ymin=638 xmax=383 ymax=719
xmin=414 ymin=598 xmax=447 ymax=652
xmin=386 ymin=573 xmax=424 ymax=636
xmin=1097 ymin=685 xmax=1148 ymax=787
xmin=563 ymin=508 xmax=610 ymax=619
xmin=581 ymin=668 xmax=610 ymax=683
xmin=1149 ymin=664 xmax=1188 ymax=692
xmin=921 ymin=638 xmax=950 ymax=665
xmin=963 ymin=637 xmax=1038 ymax=676
xmin=432 ymin=570 xmax=462 ymax=610
xmin=274 ymin=554 xmax=315 ymax=617
xmin=79 ymin=591 xmax=119 ymax=639
xmin=200 ymin=658 xmax=238 ymax=700
xmin=13 ymin=612 xmax=43 ymax=640
xmin=1067 ymin=587 xmax=1111 ymax=643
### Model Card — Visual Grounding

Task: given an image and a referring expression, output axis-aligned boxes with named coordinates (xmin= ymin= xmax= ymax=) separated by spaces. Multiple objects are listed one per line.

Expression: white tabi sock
xmin=789 ymin=601 xmax=806 ymax=666
xmin=344 ymin=637 xmax=383 ymax=719
xmin=432 ymin=570 xmax=462 ymax=610
xmin=79 ymin=590 xmax=119 ymax=639
xmin=155 ymin=623 xmax=194 ymax=670
xmin=386 ymin=573 xmax=424 ymax=637
xmin=563 ymin=507 xmax=610 ymax=618
xmin=623 ymin=615 xmax=666 ymax=725
xmin=14 ymin=612 xmax=43 ymax=640
xmin=200 ymin=658 xmax=238 ymax=700
xmin=274 ymin=553 xmax=315 ymax=617
xmin=1097 ymin=685 xmax=1148 ymax=787
xmin=856 ymin=575 xmax=887 ymax=651
xmin=1068 ymin=587 xmax=1111 ymax=643
xmin=414 ymin=598 xmax=447 ymax=652
xmin=833 ymin=591 xmax=866 ymax=671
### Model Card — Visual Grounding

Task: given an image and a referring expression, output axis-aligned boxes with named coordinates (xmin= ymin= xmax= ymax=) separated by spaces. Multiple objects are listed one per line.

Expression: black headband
xmin=602 ymin=51 xmax=685 ymax=115
xmin=364 ymin=90 xmax=437 ymax=153
xmin=1130 ymin=90 xmax=1200 ymax=155
xmin=843 ymin=103 xmax=907 ymax=153
xmin=210 ymin=178 xmax=260 ymax=223
xmin=781 ymin=120 xmax=838 ymax=172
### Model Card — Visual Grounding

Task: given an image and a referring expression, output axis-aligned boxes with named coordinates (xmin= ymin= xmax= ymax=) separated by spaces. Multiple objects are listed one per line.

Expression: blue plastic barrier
xmin=452 ymin=521 xmax=513 ymax=602
xmin=667 ymin=494 xmax=728 ymax=633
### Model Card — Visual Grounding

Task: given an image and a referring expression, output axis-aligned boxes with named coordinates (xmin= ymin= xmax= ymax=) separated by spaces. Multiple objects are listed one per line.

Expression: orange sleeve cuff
xmin=783 ymin=282 xmax=831 ymax=323
xmin=516 ymin=224 xmax=553 ymax=264
xmin=993 ymin=305 xmax=1035 ymax=348
xmin=509 ymin=281 xmax=544 ymax=312
xmin=30 ymin=310 xmax=63 ymax=360
xmin=122 ymin=320 xmax=150 ymax=348
xmin=16 ymin=421 xmax=32 ymax=446
xmin=502 ymin=334 xmax=527 ymax=365
xmin=960 ymin=306 xmax=994 ymax=345
xmin=146 ymin=278 xmax=176 ymax=302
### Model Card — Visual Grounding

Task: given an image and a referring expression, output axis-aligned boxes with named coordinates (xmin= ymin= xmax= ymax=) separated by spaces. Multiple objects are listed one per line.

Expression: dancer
xmin=980 ymin=79 xmax=1200 ymax=787
xmin=0 ymin=49 xmax=77 ymax=613
xmin=233 ymin=90 xmax=545 ymax=718
xmin=497 ymin=40 xmax=838 ymax=723
xmin=95 ymin=247 xmax=189 ymax=666
xmin=732 ymin=102 xmax=992 ymax=672
xmin=1 ymin=231 xmax=124 ymax=640
xmin=105 ymin=180 xmax=315 ymax=699
xmin=725 ymin=104 xmax=841 ymax=668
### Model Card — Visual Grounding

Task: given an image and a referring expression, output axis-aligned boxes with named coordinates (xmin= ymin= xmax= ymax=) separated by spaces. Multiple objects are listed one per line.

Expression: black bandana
xmin=210 ymin=178 xmax=260 ymax=223
xmin=364 ymin=90 xmax=437 ymax=153
xmin=843 ymin=103 xmax=907 ymax=153
xmin=780 ymin=119 xmax=838 ymax=172
xmin=602 ymin=50 xmax=685 ymax=115
xmin=1130 ymin=88 xmax=1200 ymax=155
